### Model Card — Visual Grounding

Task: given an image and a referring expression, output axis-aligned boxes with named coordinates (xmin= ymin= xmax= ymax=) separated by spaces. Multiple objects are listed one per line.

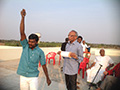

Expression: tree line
xmin=0 ymin=39 xmax=120 ymax=49
xmin=0 ymin=40 xmax=61 ymax=47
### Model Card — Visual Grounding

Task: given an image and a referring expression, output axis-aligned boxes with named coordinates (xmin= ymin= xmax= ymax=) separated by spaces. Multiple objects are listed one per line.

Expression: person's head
xmin=82 ymin=40 xmax=86 ymax=45
xmin=85 ymin=48 xmax=89 ymax=52
xmin=28 ymin=34 xmax=39 ymax=49
xmin=65 ymin=38 xmax=69 ymax=43
xmin=99 ymin=49 xmax=105 ymax=56
xmin=68 ymin=30 xmax=78 ymax=43
xmin=77 ymin=36 xmax=83 ymax=43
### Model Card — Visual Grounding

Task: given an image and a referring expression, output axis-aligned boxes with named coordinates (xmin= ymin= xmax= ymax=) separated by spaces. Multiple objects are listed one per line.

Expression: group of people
xmin=59 ymin=36 xmax=120 ymax=90
xmin=17 ymin=9 xmax=120 ymax=90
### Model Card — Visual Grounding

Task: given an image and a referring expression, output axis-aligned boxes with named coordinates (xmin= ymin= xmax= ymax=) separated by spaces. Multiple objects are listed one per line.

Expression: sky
xmin=0 ymin=0 xmax=120 ymax=45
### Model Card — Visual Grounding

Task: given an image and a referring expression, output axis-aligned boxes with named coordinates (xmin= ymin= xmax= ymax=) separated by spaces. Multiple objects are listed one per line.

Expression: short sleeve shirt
xmin=17 ymin=39 xmax=46 ymax=77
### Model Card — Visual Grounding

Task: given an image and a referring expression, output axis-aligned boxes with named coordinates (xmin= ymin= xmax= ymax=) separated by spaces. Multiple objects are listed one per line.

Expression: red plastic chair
xmin=103 ymin=64 xmax=114 ymax=80
xmin=83 ymin=51 xmax=91 ymax=69
xmin=78 ymin=61 xmax=87 ymax=78
xmin=78 ymin=50 xmax=91 ymax=78
xmin=83 ymin=57 xmax=89 ymax=70
xmin=46 ymin=52 xmax=56 ymax=65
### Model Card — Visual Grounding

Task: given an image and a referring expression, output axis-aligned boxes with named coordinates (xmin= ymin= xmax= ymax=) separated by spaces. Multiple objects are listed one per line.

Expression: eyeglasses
xmin=68 ymin=35 xmax=76 ymax=37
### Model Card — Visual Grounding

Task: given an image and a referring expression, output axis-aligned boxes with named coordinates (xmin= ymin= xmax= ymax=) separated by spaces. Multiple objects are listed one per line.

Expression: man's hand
xmin=69 ymin=52 xmax=78 ymax=59
xmin=103 ymin=71 xmax=108 ymax=75
xmin=47 ymin=78 xmax=51 ymax=86
xmin=20 ymin=9 xmax=26 ymax=41
xmin=57 ymin=51 xmax=61 ymax=55
xmin=21 ymin=9 xmax=26 ymax=18
xmin=42 ymin=65 xmax=51 ymax=86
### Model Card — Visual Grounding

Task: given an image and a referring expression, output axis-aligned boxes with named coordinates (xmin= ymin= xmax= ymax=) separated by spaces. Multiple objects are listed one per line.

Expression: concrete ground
xmin=0 ymin=59 xmax=93 ymax=90
xmin=0 ymin=46 xmax=119 ymax=90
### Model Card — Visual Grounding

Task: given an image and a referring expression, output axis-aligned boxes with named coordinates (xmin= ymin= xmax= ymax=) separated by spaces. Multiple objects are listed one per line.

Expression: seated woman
xmin=83 ymin=48 xmax=91 ymax=59
xmin=83 ymin=48 xmax=91 ymax=68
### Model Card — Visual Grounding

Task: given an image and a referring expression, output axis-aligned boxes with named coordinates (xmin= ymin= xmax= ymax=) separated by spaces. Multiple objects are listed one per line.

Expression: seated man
xmin=87 ymin=49 xmax=114 ymax=84
xmin=96 ymin=63 xmax=120 ymax=90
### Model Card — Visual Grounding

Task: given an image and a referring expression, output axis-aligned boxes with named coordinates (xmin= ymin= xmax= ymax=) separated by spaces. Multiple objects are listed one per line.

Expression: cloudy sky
xmin=0 ymin=0 xmax=120 ymax=45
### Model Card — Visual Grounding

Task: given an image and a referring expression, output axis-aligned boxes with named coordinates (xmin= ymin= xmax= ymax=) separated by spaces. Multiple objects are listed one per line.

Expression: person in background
xmin=77 ymin=36 xmax=83 ymax=44
xmin=96 ymin=63 xmax=120 ymax=90
xmin=83 ymin=48 xmax=91 ymax=59
xmin=62 ymin=30 xmax=83 ymax=90
xmin=61 ymin=38 xmax=69 ymax=51
xmin=17 ymin=9 xmax=51 ymax=90
xmin=87 ymin=49 xmax=114 ymax=84
xmin=81 ymin=40 xmax=87 ymax=52
xmin=77 ymin=35 xmax=83 ymax=89
xmin=60 ymin=38 xmax=69 ymax=71
xmin=83 ymin=48 xmax=91 ymax=68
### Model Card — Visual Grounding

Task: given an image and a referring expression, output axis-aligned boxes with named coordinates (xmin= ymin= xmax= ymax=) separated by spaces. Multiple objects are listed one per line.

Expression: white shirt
xmin=81 ymin=43 xmax=87 ymax=52
xmin=94 ymin=56 xmax=114 ymax=70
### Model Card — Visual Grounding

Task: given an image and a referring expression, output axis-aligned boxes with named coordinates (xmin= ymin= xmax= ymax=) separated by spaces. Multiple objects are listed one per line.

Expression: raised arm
xmin=20 ymin=9 xmax=26 ymax=41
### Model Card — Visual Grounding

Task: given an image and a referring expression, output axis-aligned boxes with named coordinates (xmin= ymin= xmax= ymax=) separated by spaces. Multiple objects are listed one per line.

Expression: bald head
xmin=99 ymin=49 xmax=105 ymax=56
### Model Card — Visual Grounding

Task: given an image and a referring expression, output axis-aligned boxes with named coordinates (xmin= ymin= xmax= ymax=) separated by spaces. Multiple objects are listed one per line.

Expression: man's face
xmin=77 ymin=38 xmax=82 ymax=43
xmin=28 ymin=39 xmax=38 ymax=49
xmin=100 ymin=49 xmax=105 ymax=56
xmin=68 ymin=31 xmax=77 ymax=43
xmin=83 ymin=40 xmax=85 ymax=44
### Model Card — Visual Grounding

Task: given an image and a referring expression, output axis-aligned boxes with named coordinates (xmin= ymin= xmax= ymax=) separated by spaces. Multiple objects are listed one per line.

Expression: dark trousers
xmin=65 ymin=74 xmax=77 ymax=90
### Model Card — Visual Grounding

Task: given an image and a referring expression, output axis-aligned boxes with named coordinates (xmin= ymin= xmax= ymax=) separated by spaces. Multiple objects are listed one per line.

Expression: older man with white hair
xmin=87 ymin=49 xmax=114 ymax=84
xmin=58 ymin=30 xmax=83 ymax=90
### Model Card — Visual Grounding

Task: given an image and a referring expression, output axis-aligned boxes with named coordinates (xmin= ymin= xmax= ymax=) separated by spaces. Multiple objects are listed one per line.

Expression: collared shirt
xmin=17 ymin=39 xmax=46 ymax=77
xmin=63 ymin=40 xmax=83 ymax=75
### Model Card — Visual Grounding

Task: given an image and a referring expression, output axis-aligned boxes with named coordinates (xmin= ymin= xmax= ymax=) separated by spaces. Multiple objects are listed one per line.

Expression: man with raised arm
xmin=17 ymin=9 xmax=51 ymax=90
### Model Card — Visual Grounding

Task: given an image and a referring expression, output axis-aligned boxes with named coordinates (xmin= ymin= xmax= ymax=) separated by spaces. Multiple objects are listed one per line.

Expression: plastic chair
xmin=78 ymin=61 xmax=87 ymax=79
xmin=83 ymin=57 xmax=89 ymax=70
xmin=46 ymin=52 xmax=56 ymax=65
xmin=78 ymin=50 xmax=91 ymax=78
